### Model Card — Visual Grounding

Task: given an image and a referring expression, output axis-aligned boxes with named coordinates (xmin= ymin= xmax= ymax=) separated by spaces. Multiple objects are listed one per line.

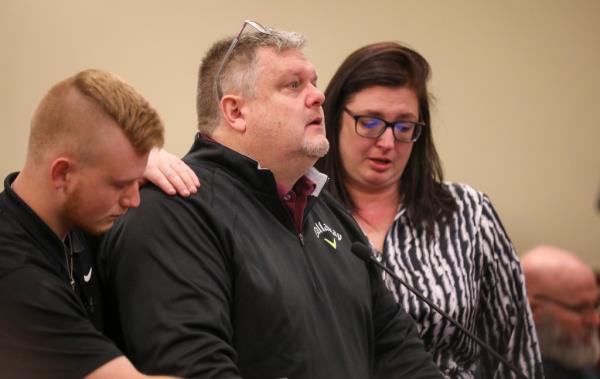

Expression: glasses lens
xmin=394 ymin=122 xmax=422 ymax=142
xmin=356 ymin=117 xmax=385 ymax=137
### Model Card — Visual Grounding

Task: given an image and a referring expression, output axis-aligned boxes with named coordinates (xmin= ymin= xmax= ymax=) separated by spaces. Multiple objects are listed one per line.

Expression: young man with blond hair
xmin=0 ymin=69 xmax=181 ymax=379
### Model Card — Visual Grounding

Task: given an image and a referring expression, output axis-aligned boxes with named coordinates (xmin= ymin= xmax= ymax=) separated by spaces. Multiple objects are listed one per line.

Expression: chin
xmin=538 ymin=323 xmax=600 ymax=368
xmin=82 ymin=222 xmax=114 ymax=236
xmin=302 ymin=138 xmax=329 ymax=158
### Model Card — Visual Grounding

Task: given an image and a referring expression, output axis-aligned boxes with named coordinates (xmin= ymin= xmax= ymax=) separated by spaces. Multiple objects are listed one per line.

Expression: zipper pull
xmin=298 ymin=233 xmax=304 ymax=246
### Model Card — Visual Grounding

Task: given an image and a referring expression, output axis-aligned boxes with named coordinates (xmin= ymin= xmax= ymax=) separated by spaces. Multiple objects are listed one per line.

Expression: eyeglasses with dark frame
xmin=343 ymin=107 xmax=424 ymax=143
xmin=535 ymin=293 xmax=600 ymax=319
xmin=214 ymin=20 xmax=272 ymax=100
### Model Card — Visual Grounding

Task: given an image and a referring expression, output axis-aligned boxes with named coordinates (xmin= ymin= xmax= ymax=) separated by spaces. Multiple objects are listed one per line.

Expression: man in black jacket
xmin=100 ymin=21 xmax=442 ymax=379
xmin=0 ymin=69 xmax=182 ymax=379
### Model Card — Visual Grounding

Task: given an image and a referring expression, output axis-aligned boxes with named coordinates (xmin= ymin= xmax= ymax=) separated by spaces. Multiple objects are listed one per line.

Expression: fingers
xmin=172 ymin=158 xmax=200 ymax=193
xmin=144 ymin=148 xmax=200 ymax=197
xmin=156 ymin=149 xmax=199 ymax=197
xmin=161 ymin=159 xmax=198 ymax=197
xmin=144 ymin=168 xmax=177 ymax=196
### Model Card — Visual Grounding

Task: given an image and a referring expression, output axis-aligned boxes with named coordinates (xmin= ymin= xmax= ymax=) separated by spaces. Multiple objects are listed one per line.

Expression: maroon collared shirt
xmin=199 ymin=133 xmax=317 ymax=232
xmin=277 ymin=176 xmax=316 ymax=233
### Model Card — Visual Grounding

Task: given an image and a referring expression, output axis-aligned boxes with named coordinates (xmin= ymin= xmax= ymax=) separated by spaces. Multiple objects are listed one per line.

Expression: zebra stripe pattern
xmin=380 ymin=182 xmax=544 ymax=378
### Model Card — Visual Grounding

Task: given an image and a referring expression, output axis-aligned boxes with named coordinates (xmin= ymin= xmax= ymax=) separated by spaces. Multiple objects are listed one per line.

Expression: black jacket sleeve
xmin=0 ymin=266 xmax=121 ymax=379
xmin=99 ymin=186 xmax=242 ymax=378
xmin=369 ymin=262 xmax=443 ymax=378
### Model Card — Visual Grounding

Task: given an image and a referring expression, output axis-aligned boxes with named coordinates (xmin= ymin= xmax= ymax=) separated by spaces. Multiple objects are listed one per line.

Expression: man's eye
xmin=289 ymin=81 xmax=300 ymax=89
xmin=113 ymin=181 xmax=134 ymax=190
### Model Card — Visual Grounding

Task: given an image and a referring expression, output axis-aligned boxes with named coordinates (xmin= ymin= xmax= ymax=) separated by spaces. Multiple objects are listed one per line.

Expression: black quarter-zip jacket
xmin=99 ymin=136 xmax=441 ymax=379
xmin=0 ymin=173 xmax=120 ymax=379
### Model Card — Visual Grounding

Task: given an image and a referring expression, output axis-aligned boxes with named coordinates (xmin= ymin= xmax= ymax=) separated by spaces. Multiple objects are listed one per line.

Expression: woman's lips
xmin=368 ymin=157 xmax=392 ymax=171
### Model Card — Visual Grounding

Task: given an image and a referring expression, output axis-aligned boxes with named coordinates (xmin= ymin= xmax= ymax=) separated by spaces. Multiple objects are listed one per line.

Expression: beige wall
xmin=2 ymin=0 xmax=599 ymax=266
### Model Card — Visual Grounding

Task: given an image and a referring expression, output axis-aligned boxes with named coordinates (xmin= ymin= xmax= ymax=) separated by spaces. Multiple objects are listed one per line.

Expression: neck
xmin=247 ymin=148 xmax=316 ymax=189
xmin=211 ymin=127 xmax=317 ymax=188
xmin=11 ymin=168 xmax=69 ymax=240
xmin=347 ymin=182 xmax=400 ymax=213
xmin=347 ymin=182 xmax=401 ymax=253
xmin=271 ymin=164 xmax=310 ymax=189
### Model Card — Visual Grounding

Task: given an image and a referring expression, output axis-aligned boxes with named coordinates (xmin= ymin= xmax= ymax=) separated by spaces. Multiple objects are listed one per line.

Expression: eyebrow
xmin=353 ymin=109 xmax=419 ymax=121
xmin=112 ymin=177 xmax=139 ymax=187
xmin=281 ymin=66 xmax=317 ymax=81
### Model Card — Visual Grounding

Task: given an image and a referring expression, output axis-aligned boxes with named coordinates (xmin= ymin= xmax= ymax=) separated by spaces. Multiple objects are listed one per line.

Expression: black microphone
xmin=351 ymin=242 xmax=528 ymax=379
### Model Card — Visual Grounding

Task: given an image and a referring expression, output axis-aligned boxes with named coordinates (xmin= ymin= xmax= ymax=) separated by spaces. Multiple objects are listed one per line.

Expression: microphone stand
xmin=351 ymin=242 xmax=528 ymax=379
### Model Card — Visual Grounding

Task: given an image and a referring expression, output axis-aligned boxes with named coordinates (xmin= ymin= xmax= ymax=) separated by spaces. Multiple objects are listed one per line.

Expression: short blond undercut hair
xmin=28 ymin=69 xmax=164 ymax=163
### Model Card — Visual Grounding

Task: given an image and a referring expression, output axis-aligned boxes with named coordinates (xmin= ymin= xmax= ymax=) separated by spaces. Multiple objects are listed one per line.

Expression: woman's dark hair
xmin=315 ymin=42 xmax=457 ymax=230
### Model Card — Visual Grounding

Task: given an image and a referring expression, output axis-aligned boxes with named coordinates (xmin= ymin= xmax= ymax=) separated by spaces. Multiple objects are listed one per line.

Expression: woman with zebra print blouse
xmin=315 ymin=42 xmax=544 ymax=378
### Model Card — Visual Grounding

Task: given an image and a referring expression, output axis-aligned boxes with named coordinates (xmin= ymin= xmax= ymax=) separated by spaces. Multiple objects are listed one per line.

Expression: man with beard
xmin=0 ymin=69 xmax=183 ymax=379
xmin=522 ymin=245 xmax=600 ymax=379
xmin=99 ymin=22 xmax=442 ymax=379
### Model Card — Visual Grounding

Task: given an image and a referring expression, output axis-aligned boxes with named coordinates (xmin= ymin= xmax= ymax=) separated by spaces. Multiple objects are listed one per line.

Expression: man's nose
xmin=120 ymin=181 xmax=141 ymax=209
xmin=306 ymin=83 xmax=325 ymax=107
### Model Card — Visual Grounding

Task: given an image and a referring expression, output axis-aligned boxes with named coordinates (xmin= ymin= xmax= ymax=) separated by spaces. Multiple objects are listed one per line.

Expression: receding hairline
xmin=522 ymin=245 xmax=596 ymax=293
xmin=220 ymin=31 xmax=307 ymax=95
xmin=196 ymin=27 xmax=307 ymax=134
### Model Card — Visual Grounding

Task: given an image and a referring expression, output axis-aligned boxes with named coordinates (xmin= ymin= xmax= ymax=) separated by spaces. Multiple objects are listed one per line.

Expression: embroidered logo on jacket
xmin=313 ymin=221 xmax=342 ymax=251
xmin=83 ymin=267 xmax=93 ymax=282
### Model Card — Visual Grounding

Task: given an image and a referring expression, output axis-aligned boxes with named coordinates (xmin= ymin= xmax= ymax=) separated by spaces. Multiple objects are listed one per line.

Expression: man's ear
xmin=50 ymin=157 xmax=73 ymax=192
xmin=220 ymin=95 xmax=246 ymax=133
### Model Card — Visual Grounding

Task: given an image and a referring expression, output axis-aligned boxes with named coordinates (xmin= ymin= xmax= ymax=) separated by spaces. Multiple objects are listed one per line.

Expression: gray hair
xmin=536 ymin=313 xmax=600 ymax=368
xmin=196 ymin=27 xmax=305 ymax=135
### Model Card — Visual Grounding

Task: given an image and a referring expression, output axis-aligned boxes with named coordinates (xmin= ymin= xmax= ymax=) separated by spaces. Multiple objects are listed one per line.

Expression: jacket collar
xmin=186 ymin=134 xmax=328 ymax=197
xmin=1 ymin=172 xmax=85 ymax=271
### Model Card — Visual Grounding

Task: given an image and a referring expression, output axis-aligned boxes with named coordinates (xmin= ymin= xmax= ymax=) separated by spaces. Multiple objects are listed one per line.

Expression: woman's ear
xmin=220 ymin=95 xmax=246 ymax=133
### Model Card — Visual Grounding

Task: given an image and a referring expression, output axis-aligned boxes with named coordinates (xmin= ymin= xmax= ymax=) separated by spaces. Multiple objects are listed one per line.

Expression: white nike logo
xmin=83 ymin=267 xmax=93 ymax=282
